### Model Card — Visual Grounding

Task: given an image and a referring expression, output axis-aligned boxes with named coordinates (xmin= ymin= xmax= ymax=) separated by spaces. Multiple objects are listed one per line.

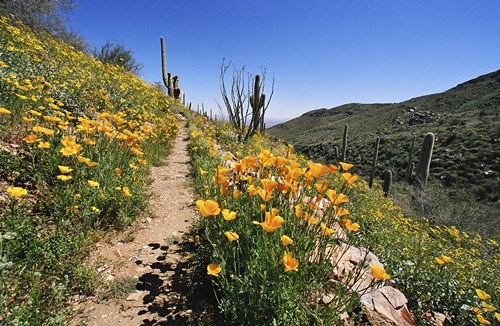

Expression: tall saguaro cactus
xmin=160 ymin=36 xmax=174 ymax=97
xmin=416 ymin=132 xmax=435 ymax=188
xmin=334 ymin=124 xmax=350 ymax=162
xmin=369 ymin=136 xmax=380 ymax=188
xmin=249 ymin=74 xmax=266 ymax=134
xmin=405 ymin=135 xmax=416 ymax=182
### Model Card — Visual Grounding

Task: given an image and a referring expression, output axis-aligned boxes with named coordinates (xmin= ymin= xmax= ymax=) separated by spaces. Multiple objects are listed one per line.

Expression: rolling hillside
xmin=268 ymin=70 xmax=500 ymax=203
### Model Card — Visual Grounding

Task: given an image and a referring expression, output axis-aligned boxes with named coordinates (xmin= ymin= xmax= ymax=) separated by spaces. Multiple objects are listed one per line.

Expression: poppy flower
xmin=476 ymin=289 xmax=491 ymax=301
xmin=207 ymin=263 xmax=221 ymax=276
xmin=0 ymin=107 xmax=11 ymax=114
xmin=196 ymin=199 xmax=221 ymax=217
xmin=23 ymin=134 xmax=40 ymax=143
xmin=307 ymin=161 xmax=329 ymax=178
xmin=7 ymin=187 xmax=28 ymax=197
xmin=370 ymin=264 xmax=391 ymax=280
xmin=476 ymin=314 xmax=491 ymax=325
xmin=37 ymin=142 xmax=50 ymax=149
xmin=339 ymin=162 xmax=354 ymax=171
xmin=57 ymin=175 xmax=72 ymax=181
xmin=224 ymin=231 xmax=239 ymax=242
xmin=122 ymin=186 xmax=131 ymax=196
xmin=87 ymin=180 xmax=99 ymax=188
xmin=321 ymin=223 xmax=334 ymax=236
xmin=281 ymin=235 xmax=293 ymax=246
xmin=342 ymin=218 xmax=360 ymax=232
xmin=282 ymin=252 xmax=299 ymax=272
xmin=253 ymin=211 xmax=284 ymax=233
xmin=326 ymin=189 xmax=349 ymax=205
xmin=58 ymin=165 xmax=73 ymax=174
xmin=222 ymin=209 xmax=237 ymax=221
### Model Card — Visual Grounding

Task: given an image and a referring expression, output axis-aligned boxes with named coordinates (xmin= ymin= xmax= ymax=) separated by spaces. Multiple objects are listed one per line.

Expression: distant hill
xmin=268 ymin=70 xmax=500 ymax=203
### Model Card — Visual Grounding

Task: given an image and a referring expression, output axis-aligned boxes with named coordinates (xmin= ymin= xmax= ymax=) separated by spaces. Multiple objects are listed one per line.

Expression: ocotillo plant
xmin=383 ymin=170 xmax=392 ymax=197
xmin=160 ymin=36 xmax=174 ymax=97
xmin=416 ymin=132 xmax=435 ymax=188
xmin=369 ymin=136 xmax=380 ymax=188
xmin=334 ymin=124 xmax=350 ymax=162
xmin=405 ymin=135 xmax=416 ymax=182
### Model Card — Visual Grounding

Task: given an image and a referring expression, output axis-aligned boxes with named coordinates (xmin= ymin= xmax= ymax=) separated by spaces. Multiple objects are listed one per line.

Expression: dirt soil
xmin=70 ymin=120 xmax=215 ymax=325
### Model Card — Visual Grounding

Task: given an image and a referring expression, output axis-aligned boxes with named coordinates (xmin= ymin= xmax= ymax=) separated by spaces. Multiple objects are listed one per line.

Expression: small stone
xmin=113 ymin=248 xmax=122 ymax=258
xmin=126 ymin=291 xmax=143 ymax=301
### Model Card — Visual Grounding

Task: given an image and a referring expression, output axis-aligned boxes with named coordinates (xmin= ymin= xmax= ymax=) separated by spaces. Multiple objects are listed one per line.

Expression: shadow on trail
xmin=136 ymin=241 xmax=220 ymax=325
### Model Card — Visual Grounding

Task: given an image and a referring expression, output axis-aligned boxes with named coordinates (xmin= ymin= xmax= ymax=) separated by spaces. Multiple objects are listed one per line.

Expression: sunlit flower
xmin=91 ymin=206 xmax=101 ymax=213
xmin=321 ymin=223 xmax=334 ymax=236
xmin=87 ymin=180 xmax=99 ymax=188
xmin=315 ymin=180 xmax=328 ymax=193
xmin=57 ymin=175 xmax=72 ymax=181
xmin=37 ymin=141 xmax=50 ymax=149
xmin=23 ymin=134 xmax=39 ymax=143
xmin=370 ymin=264 xmax=391 ymax=280
xmin=115 ymin=167 xmax=122 ymax=176
xmin=295 ymin=204 xmax=303 ymax=218
xmin=476 ymin=289 xmax=492 ymax=301
xmin=60 ymin=146 xmax=77 ymax=156
xmin=233 ymin=190 xmax=242 ymax=200
xmin=495 ymin=312 xmax=500 ymax=322
xmin=224 ymin=231 xmax=239 ymax=242
xmin=0 ymin=107 xmax=11 ymax=115
xmin=482 ymin=301 xmax=496 ymax=312
xmin=333 ymin=205 xmax=349 ymax=218
xmin=342 ymin=218 xmax=360 ymax=231
xmin=32 ymin=125 xmax=54 ymax=135
xmin=58 ymin=165 xmax=73 ymax=174
xmin=326 ymin=189 xmax=349 ymax=205
xmin=199 ymin=168 xmax=207 ymax=175
xmin=281 ymin=235 xmax=293 ymax=246
xmin=342 ymin=173 xmax=359 ymax=186
xmin=207 ymin=263 xmax=221 ymax=276
xmin=339 ymin=162 xmax=354 ymax=171
xmin=476 ymin=314 xmax=491 ymax=325
xmin=129 ymin=163 xmax=137 ymax=169
xmin=282 ymin=252 xmax=299 ymax=272
xmin=196 ymin=199 xmax=221 ymax=217
xmin=253 ymin=211 xmax=284 ymax=233
xmin=222 ymin=208 xmax=237 ymax=221
xmin=122 ymin=186 xmax=131 ymax=196
xmin=7 ymin=187 xmax=28 ymax=197
xmin=307 ymin=161 xmax=329 ymax=178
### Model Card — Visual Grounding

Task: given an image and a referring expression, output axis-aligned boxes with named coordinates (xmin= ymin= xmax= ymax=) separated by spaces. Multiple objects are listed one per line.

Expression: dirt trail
xmin=71 ymin=119 xmax=211 ymax=325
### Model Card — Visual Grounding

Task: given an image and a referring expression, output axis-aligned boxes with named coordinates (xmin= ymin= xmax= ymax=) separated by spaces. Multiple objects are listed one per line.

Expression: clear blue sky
xmin=66 ymin=1 xmax=500 ymax=121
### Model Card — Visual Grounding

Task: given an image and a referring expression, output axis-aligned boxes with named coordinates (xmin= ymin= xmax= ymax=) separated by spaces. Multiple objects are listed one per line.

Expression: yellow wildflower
xmin=0 ymin=107 xmax=11 ymax=115
xmin=58 ymin=165 xmax=73 ymax=174
xmin=281 ymin=235 xmax=293 ymax=246
xmin=282 ymin=252 xmax=299 ymax=272
xmin=370 ymin=264 xmax=391 ymax=280
xmin=207 ymin=263 xmax=221 ymax=276
xmin=476 ymin=289 xmax=492 ymax=301
xmin=7 ymin=187 xmax=28 ymax=197
xmin=224 ymin=231 xmax=239 ymax=242
xmin=87 ymin=180 xmax=99 ymax=188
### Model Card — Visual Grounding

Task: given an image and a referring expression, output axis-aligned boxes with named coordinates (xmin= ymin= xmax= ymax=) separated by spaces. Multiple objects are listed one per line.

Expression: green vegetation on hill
xmin=268 ymin=70 xmax=500 ymax=204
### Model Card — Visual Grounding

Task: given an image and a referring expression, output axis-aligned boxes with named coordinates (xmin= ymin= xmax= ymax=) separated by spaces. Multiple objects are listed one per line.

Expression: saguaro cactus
xmin=160 ymin=36 xmax=174 ymax=97
xmin=405 ymin=135 xmax=416 ymax=182
xmin=369 ymin=136 xmax=380 ymax=188
xmin=334 ymin=124 xmax=350 ymax=162
xmin=383 ymin=170 xmax=392 ymax=197
xmin=416 ymin=132 xmax=435 ymax=188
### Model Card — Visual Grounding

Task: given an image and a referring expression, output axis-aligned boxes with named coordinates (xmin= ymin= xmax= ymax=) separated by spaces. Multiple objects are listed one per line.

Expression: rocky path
xmin=71 ymin=120 xmax=212 ymax=325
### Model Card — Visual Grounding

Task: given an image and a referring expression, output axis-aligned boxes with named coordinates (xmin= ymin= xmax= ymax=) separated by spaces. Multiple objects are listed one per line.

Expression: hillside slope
xmin=268 ymin=70 xmax=500 ymax=202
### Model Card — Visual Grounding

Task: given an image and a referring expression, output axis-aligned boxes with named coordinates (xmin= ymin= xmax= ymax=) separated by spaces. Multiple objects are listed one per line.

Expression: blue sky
xmin=66 ymin=1 xmax=500 ymax=121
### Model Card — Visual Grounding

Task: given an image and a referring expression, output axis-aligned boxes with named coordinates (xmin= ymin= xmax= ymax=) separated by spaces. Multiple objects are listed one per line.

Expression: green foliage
xmin=91 ymin=41 xmax=143 ymax=75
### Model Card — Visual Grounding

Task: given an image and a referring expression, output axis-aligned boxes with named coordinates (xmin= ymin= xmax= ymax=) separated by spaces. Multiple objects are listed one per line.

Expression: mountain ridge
xmin=268 ymin=70 xmax=500 ymax=202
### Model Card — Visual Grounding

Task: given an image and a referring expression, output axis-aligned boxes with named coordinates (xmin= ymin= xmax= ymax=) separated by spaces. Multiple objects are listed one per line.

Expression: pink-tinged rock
xmin=360 ymin=286 xmax=416 ymax=326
